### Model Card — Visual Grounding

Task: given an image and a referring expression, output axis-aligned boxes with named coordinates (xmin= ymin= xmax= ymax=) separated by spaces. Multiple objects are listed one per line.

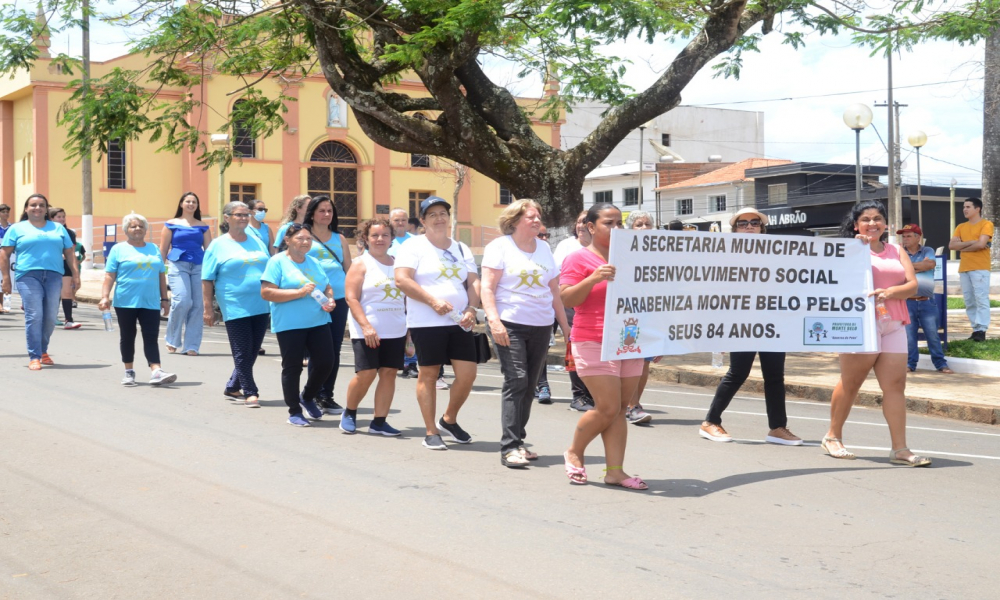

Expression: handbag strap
xmin=311 ymin=232 xmax=344 ymax=270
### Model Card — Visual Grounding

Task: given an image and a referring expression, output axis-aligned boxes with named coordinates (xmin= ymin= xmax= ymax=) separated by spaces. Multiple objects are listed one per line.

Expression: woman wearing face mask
xmin=0 ymin=194 xmax=80 ymax=370
xmin=160 ymin=192 xmax=212 ymax=356
xmin=698 ymin=208 xmax=801 ymax=446
xmin=560 ymin=203 xmax=646 ymax=490
xmin=100 ymin=213 xmax=177 ymax=386
xmin=46 ymin=207 xmax=83 ymax=329
xmin=823 ymin=200 xmax=929 ymax=466
xmin=202 ymin=202 xmax=271 ymax=407
xmin=247 ymin=199 xmax=275 ymax=257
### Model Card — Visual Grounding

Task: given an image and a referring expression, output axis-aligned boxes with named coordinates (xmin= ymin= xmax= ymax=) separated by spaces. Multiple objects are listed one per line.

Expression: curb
xmin=546 ymin=348 xmax=1000 ymax=427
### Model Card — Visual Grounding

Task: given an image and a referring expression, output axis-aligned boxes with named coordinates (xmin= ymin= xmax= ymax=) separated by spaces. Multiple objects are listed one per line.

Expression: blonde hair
xmin=498 ymin=199 xmax=543 ymax=235
xmin=280 ymin=194 xmax=311 ymax=227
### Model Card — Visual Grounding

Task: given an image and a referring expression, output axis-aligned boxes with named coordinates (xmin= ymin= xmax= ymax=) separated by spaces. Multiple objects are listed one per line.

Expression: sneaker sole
xmin=287 ymin=420 xmax=311 ymax=427
xmin=300 ymin=406 xmax=324 ymax=420
xmin=121 ymin=382 xmax=137 ymax=387
xmin=538 ymin=398 xmax=553 ymax=405
xmin=765 ymin=435 xmax=803 ymax=446
xmin=698 ymin=429 xmax=733 ymax=443
xmin=438 ymin=426 xmax=472 ymax=444
xmin=422 ymin=441 xmax=448 ymax=450
xmin=149 ymin=374 xmax=177 ymax=386
xmin=368 ymin=428 xmax=401 ymax=437
xmin=628 ymin=414 xmax=653 ymax=425
xmin=339 ymin=422 xmax=357 ymax=435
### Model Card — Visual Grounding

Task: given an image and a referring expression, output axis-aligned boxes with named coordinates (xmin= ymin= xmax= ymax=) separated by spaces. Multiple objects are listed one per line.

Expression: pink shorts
xmin=571 ymin=341 xmax=645 ymax=378
xmin=857 ymin=319 xmax=907 ymax=354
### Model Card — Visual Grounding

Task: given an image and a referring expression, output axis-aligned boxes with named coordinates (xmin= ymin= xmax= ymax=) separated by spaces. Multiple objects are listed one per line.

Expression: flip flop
xmin=244 ymin=396 xmax=260 ymax=408
xmin=605 ymin=476 xmax=649 ymax=491
xmin=564 ymin=451 xmax=587 ymax=484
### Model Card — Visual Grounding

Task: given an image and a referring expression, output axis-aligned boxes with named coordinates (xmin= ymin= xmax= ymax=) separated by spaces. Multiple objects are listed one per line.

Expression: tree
xmin=3 ymin=1 xmax=997 ymax=225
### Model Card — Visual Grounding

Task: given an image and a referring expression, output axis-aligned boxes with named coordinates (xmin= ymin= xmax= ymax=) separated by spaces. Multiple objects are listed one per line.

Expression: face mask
xmin=254 ymin=210 xmax=266 ymax=222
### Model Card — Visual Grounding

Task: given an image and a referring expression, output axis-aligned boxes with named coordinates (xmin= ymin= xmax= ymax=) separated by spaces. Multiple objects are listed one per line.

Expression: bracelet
xmin=463 ymin=305 xmax=477 ymax=313
xmin=161 ymin=298 xmax=169 ymax=302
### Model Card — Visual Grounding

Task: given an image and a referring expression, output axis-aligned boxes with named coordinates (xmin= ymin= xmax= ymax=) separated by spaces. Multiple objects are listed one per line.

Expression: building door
xmin=307 ymin=141 xmax=359 ymax=238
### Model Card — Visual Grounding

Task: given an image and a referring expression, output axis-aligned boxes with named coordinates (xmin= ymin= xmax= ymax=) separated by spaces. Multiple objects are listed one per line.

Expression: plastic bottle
xmin=711 ymin=352 xmax=724 ymax=369
xmin=309 ymin=289 xmax=329 ymax=307
xmin=102 ymin=310 xmax=114 ymax=332
xmin=2 ymin=294 xmax=10 ymax=312
xmin=875 ymin=298 xmax=891 ymax=322
xmin=449 ymin=310 xmax=473 ymax=332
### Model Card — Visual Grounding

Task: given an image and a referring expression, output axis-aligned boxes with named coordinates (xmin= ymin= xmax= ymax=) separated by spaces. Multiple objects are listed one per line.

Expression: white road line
xmin=727 ymin=440 xmax=1000 ymax=461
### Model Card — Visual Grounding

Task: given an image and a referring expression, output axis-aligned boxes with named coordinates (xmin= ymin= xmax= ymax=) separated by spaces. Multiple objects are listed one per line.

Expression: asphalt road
xmin=2 ymin=302 xmax=999 ymax=599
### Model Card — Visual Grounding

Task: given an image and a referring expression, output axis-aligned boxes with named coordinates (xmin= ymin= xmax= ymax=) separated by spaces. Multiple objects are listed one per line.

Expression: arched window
xmin=232 ymin=99 xmax=256 ymax=158
xmin=307 ymin=141 xmax=359 ymax=237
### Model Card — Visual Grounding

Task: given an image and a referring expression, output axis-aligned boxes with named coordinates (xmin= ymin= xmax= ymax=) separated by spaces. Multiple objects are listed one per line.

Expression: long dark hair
xmin=174 ymin=192 xmax=202 ymax=220
xmin=584 ymin=202 xmax=620 ymax=226
xmin=838 ymin=200 xmax=888 ymax=241
xmin=302 ymin=195 xmax=339 ymax=233
xmin=20 ymin=193 xmax=50 ymax=221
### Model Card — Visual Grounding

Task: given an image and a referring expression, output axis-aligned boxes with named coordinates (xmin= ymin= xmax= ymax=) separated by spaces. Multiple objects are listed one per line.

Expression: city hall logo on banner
xmin=617 ymin=318 xmax=642 ymax=355
xmin=803 ymin=317 xmax=864 ymax=346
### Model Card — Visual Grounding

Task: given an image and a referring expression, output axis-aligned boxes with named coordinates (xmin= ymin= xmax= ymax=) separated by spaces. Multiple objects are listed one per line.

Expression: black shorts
xmin=409 ymin=325 xmax=476 ymax=366
xmin=352 ymin=336 xmax=406 ymax=372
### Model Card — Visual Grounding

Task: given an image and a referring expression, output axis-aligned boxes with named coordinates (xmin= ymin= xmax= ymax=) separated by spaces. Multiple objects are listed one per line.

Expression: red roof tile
xmin=657 ymin=158 xmax=792 ymax=190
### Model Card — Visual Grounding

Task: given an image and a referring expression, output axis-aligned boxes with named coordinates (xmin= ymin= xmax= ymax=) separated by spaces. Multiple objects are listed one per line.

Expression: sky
xmin=30 ymin=1 xmax=989 ymax=189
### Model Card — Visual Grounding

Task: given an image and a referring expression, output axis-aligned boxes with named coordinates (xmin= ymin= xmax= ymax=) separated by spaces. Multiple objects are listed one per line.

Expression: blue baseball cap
xmin=419 ymin=196 xmax=451 ymax=217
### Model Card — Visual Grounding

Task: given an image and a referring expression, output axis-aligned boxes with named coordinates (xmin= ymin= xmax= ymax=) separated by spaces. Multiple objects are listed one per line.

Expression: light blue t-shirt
xmin=202 ymin=234 xmax=270 ymax=321
xmin=248 ymin=223 xmax=271 ymax=250
xmin=308 ymin=232 xmax=347 ymax=299
xmin=272 ymin=222 xmax=293 ymax=250
xmin=261 ymin=253 xmax=332 ymax=333
xmin=1 ymin=220 xmax=73 ymax=279
xmin=105 ymin=242 xmax=166 ymax=309
xmin=387 ymin=232 xmax=413 ymax=258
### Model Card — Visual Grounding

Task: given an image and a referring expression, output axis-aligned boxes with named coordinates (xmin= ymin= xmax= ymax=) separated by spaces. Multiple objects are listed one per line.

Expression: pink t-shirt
xmin=871 ymin=243 xmax=910 ymax=325
xmin=561 ymin=248 xmax=608 ymax=343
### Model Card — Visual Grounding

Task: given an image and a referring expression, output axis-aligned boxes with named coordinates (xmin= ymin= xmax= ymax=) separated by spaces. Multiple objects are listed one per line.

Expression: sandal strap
xmin=604 ymin=466 xmax=623 ymax=472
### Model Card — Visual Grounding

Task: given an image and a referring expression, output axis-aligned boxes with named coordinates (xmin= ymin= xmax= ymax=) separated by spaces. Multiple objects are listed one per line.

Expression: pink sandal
xmin=604 ymin=466 xmax=648 ymax=490
xmin=564 ymin=451 xmax=587 ymax=485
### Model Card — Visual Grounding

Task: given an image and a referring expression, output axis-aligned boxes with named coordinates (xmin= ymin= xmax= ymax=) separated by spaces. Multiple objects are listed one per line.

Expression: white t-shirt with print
xmin=553 ymin=237 xmax=582 ymax=268
xmin=481 ymin=235 xmax=559 ymax=326
xmin=394 ymin=235 xmax=477 ymax=328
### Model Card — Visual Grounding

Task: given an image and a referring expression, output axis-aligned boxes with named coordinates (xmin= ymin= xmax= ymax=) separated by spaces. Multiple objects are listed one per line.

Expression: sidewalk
xmin=73 ymin=267 xmax=1000 ymax=426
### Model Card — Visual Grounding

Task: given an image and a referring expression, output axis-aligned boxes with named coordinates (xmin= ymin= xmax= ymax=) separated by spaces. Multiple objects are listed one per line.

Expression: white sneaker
xmin=121 ymin=370 xmax=137 ymax=387
xmin=436 ymin=377 xmax=449 ymax=390
xmin=149 ymin=369 xmax=177 ymax=386
xmin=63 ymin=321 xmax=82 ymax=330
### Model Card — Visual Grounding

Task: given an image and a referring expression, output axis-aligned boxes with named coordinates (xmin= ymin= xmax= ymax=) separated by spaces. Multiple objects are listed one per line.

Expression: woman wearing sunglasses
xmin=395 ymin=196 xmax=480 ymax=451
xmin=698 ymin=207 xmax=801 ymax=446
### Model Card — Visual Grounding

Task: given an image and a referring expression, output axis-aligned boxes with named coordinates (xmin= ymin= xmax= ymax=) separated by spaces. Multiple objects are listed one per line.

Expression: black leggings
xmin=276 ymin=325 xmax=334 ymax=416
xmin=705 ymin=351 xmax=787 ymax=430
xmin=115 ymin=307 xmax=161 ymax=366
xmin=309 ymin=299 xmax=348 ymax=400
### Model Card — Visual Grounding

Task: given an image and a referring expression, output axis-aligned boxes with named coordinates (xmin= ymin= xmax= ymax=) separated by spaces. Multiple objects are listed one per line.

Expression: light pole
xmin=949 ymin=178 xmax=958 ymax=260
xmin=210 ymin=133 xmax=230 ymax=235
xmin=843 ymin=104 xmax=873 ymax=204
xmin=637 ymin=120 xmax=655 ymax=215
xmin=908 ymin=130 xmax=927 ymax=228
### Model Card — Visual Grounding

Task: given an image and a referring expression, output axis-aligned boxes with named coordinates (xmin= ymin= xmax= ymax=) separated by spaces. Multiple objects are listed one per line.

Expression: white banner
xmin=600 ymin=230 xmax=879 ymax=360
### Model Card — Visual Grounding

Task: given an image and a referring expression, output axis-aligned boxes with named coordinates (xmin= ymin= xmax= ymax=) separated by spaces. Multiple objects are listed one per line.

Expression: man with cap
xmin=899 ymin=224 xmax=952 ymax=373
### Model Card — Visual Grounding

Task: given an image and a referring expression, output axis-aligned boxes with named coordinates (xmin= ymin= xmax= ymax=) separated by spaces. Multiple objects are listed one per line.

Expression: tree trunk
xmin=985 ymin=26 xmax=1000 ymax=267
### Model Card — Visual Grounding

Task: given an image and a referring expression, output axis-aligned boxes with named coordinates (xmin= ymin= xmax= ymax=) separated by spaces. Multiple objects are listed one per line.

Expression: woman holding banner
xmin=699 ymin=207 xmax=802 ymax=445
xmin=560 ymin=203 xmax=646 ymax=489
xmin=824 ymin=200 xmax=930 ymax=466
xmin=623 ymin=211 xmax=656 ymax=425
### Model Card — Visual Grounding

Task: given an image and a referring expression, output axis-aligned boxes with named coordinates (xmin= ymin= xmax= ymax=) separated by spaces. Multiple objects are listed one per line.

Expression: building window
xmin=411 ymin=154 xmax=431 ymax=168
xmin=232 ymin=99 xmax=256 ymax=159
xmin=594 ymin=190 xmax=613 ymax=204
xmin=107 ymin=139 xmax=126 ymax=189
xmin=623 ymin=187 xmax=639 ymax=206
xmin=661 ymin=133 xmax=671 ymax=147
xmin=768 ymin=183 xmax=788 ymax=206
xmin=499 ymin=187 xmax=513 ymax=205
xmin=230 ymin=183 xmax=258 ymax=204
xmin=709 ymin=194 xmax=726 ymax=213
xmin=307 ymin=141 xmax=358 ymax=237
xmin=676 ymin=198 xmax=693 ymax=215
xmin=409 ymin=190 xmax=432 ymax=217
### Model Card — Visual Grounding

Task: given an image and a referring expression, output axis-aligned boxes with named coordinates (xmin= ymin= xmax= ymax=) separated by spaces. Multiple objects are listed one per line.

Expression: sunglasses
xmin=256 ymin=208 xmax=268 ymax=213
xmin=735 ymin=219 xmax=762 ymax=229
xmin=442 ymin=249 xmax=458 ymax=263
xmin=537 ymin=233 xmax=550 ymax=239
xmin=287 ymin=222 xmax=313 ymax=233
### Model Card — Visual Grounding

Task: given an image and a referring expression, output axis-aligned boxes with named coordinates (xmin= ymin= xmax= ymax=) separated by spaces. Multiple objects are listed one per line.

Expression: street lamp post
xmin=637 ymin=120 xmax=655 ymax=217
xmin=949 ymin=178 xmax=958 ymax=260
xmin=908 ymin=130 xmax=927 ymax=228
xmin=843 ymin=104 xmax=874 ymax=204
xmin=210 ymin=133 xmax=230 ymax=235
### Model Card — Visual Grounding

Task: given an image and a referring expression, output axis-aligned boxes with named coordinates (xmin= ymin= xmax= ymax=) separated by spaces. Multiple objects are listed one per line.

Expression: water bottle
xmin=449 ymin=310 xmax=473 ymax=332
xmin=309 ymin=289 xmax=329 ymax=307
xmin=711 ymin=352 xmax=724 ymax=369
xmin=875 ymin=298 xmax=891 ymax=322
xmin=2 ymin=294 xmax=10 ymax=312
xmin=102 ymin=310 xmax=114 ymax=332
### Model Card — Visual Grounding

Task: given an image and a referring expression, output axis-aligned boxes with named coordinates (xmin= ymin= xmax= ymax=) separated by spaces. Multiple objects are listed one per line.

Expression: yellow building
xmin=0 ymin=32 xmax=563 ymax=255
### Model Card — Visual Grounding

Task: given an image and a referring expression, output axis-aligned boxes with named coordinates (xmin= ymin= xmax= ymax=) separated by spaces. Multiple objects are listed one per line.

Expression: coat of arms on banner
xmin=617 ymin=318 xmax=641 ymax=355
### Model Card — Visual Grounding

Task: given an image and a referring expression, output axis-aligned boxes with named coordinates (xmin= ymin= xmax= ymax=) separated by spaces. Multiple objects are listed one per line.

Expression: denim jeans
xmin=960 ymin=270 xmax=991 ymax=332
xmin=15 ymin=269 xmax=63 ymax=360
xmin=165 ymin=260 xmax=204 ymax=353
xmin=493 ymin=320 xmax=551 ymax=454
xmin=906 ymin=298 xmax=949 ymax=370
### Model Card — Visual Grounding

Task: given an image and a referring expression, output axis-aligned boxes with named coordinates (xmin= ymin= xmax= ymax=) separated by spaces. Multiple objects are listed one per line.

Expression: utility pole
xmin=80 ymin=0 xmax=93 ymax=269
xmin=875 ymin=97 xmax=907 ymax=237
